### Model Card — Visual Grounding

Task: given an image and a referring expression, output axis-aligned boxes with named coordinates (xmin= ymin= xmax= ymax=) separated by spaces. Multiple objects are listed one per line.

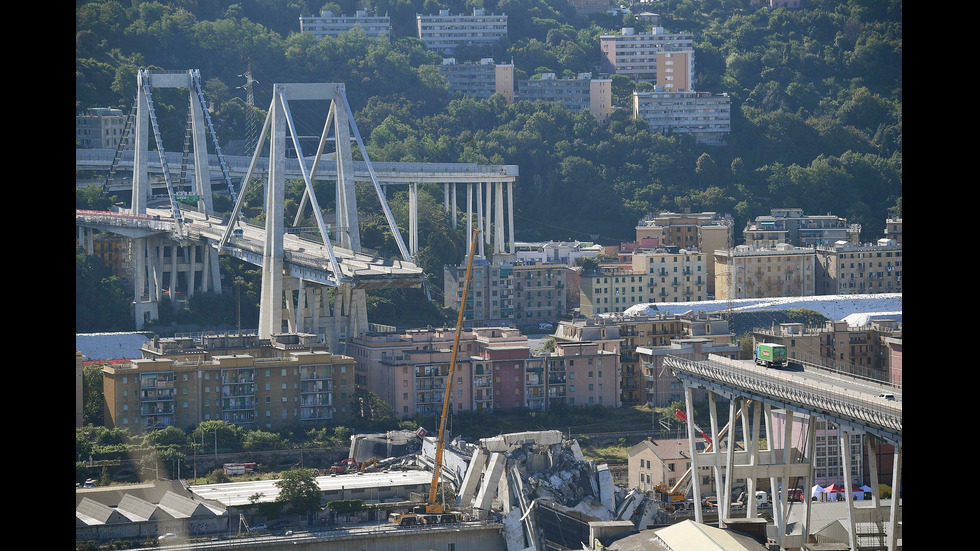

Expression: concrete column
xmin=188 ymin=83 xmax=213 ymax=216
xmin=683 ymin=385 xmax=702 ymax=523
xmin=258 ymin=85 xmax=287 ymax=339
xmin=598 ymin=463 xmax=615 ymax=514
xmin=803 ymin=416 xmax=816 ymax=545
xmin=476 ymin=182 xmax=484 ymax=258
xmin=170 ymin=245 xmax=179 ymax=301
xmin=333 ymin=90 xmax=360 ymax=252
xmin=888 ymin=444 xmax=901 ymax=551
xmin=722 ymin=396 xmax=737 ymax=517
xmin=474 ymin=452 xmax=506 ymax=512
xmin=409 ymin=182 xmax=418 ymax=256
xmin=507 ymin=181 xmax=514 ymax=255
xmin=451 ymin=183 xmax=458 ymax=229
xmin=840 ymin=431 xmax=857 ymax=551
xmin=188 ymin=244 xmax=197 ymax=297
xmin=494 ymin=182 xmax=505 ymax=255
xmin=459 ymin=447 xmax=488 ymax=505
xmin=132 ymin=72 xmax=150 ymax=215
xmin=777 ymin=408 xmax=794 ymax=547
xmin=765 ymin=404 xmax=780 ymax=529
xmin=708 ymin=392 xmax=724 ymax=512
xmin=466 ymin=184 xmax=473 ymax=256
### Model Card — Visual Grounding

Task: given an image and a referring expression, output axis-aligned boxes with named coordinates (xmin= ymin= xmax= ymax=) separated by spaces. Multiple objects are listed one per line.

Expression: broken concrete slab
xmin=597 ymin=464 xmax=615 ymax=513
xmin=474 ymin=452 xmax=507 ymax=512
xmin=480 ymin=430 xmax=564 ymax=453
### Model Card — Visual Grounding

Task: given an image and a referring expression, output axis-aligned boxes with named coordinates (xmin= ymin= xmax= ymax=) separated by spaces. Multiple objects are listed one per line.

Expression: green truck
xmin=754 ymin=343 xmax=787 ymax=368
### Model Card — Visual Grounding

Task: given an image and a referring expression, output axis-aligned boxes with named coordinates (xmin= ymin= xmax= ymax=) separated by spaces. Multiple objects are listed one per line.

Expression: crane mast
xmin=392 ymin=228 xmax=479 ymax=527
xmin=429 ymin=228 xmax=479 ymax=504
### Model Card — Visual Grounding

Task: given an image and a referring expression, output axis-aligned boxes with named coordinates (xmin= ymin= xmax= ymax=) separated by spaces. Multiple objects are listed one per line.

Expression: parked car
xmin=158 ymin=533 xmax=178 ymax=541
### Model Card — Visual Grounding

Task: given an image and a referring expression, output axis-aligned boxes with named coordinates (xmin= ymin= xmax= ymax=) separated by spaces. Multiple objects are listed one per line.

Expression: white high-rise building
xmin=417 ymin=9 xmax=507 ymax=54
xmin=299 ymin=10 xmax=391 ymax=40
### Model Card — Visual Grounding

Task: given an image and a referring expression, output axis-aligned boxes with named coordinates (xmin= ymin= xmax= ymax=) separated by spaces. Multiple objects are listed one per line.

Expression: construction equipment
xmin=329 ymin=458 xmax=358 ymax=474
xmin=359 ymin=457 xmax=378 ymax=472
xmin=391 ymin=229 xmax=479 ymax=527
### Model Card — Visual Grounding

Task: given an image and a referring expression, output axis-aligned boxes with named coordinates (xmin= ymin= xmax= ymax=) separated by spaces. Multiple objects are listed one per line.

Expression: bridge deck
xmin=665 ymin=355 xmax=901 ymax=446
xmin=77 ymin=148 xmax=518 ymax=185
xmin=76 ymin=209 xmax=425 ymax=289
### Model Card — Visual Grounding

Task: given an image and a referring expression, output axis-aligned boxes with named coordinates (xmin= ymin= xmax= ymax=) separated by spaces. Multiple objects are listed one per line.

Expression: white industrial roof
xmin=188 ymin=470 xmax=433 ymax=507
xmin=75 ymin=332 xmax=152 ymax=362
xmin=620 ymin=293 xmax=901 ymax=325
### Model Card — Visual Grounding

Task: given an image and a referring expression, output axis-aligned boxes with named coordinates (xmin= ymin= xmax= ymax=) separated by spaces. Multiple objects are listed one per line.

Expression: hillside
xmin=76 ymin=0 xmax=901 ymax=313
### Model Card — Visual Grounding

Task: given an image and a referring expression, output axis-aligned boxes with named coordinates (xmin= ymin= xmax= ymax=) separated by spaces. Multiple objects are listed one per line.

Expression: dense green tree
xmin=76 ymin=0 xmax=901 ymax=328
xmin=76 ymin=250 xmax=133 ymax=332
xmin=275 ymin=468 xmax=323 ymax=514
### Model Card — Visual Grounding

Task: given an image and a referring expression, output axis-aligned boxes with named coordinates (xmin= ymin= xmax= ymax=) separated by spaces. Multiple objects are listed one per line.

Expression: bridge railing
xmin=664 ymin=355 xmax=901 ymax=439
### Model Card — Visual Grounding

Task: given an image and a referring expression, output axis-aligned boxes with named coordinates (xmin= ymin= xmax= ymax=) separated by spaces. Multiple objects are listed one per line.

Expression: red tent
xmin=824 ymin=484 xmax=845 ymax=501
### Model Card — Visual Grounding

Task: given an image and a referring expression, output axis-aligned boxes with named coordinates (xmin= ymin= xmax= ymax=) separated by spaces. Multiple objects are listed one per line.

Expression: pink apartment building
xmin=347 ymin=327 xmax=621 ymax=416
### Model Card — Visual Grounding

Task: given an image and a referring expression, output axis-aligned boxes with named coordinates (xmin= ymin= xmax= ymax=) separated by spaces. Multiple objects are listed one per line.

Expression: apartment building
xmin=416 ymin=9 xmax=507 ymax=54
xmin=439 ymin=58 xmax=515 ymax=102
xmin=636 ymin=212 xmax=733 ymax=297
xmin=636 ymin=211 xmax=733 ymax=251
xmin=743 ymin=208 xmax=861 ymax=248
xmin=636 ymin=338 xmax=741 ymax=406
xmin=546 ymin=341 xmax=620 ymax=408
xmin=517 ymin=73 xmax=613 ymax=122
xmin=102 ymin=333 xmax=357 ymax=433
xmin=555 ymin=312 xmax=734 ymax=407
xmin=628 ymin=438 xmax=712 ymax=496
xmin=512 ymin=240 xmax=604 ymax=266
xmin=346 ymin=326 xmax=618 ymax=416
xmin=76 ymin=107 xmax=131 ymax=150
xmin=444 ymin=259 xmax=567 ymax=328
xmin=815 ymin=239 xmax=903 ymax=295
xmin=883 ymin=217 xmax=902 ymax=244
xmin=656 ymin=50 xmax=694 ymax=91
xmin=298 ymin=10 xmax=391 ymax=40
xmin=346 ymin=327 xmax=487 ymax=417
xmin=599 ymin=27 xmax=695 ymax=83
xmin=633 ymin=248 xmax=709 ymax=303
xmin=770 ymin=410 xmax=871 ymax=488
xmin=753 ymin=319 xmax=902 ymax=383
xmin=713 ymin=244 xmax=816 ymax=299
xmin=633 ymin=88 xmax=731 ymax=145
xmin=579 ymin=247 xmax=708 ymax=316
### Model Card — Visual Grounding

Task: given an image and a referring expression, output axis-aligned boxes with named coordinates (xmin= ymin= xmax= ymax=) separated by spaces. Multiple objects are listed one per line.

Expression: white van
xmin=878 ymin=393 xmax=896 ymax=401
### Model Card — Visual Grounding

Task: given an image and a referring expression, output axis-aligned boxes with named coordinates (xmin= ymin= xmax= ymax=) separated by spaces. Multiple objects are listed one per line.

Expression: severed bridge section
xmin=664 ymin=354 xmax=901 ymax=551
xmin=75 ymin=70 xmax=518 ymax=352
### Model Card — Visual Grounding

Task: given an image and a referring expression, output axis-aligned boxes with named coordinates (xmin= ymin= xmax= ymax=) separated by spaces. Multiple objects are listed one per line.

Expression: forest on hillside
xmin=76 ymin=0 xmax=901 ymax=330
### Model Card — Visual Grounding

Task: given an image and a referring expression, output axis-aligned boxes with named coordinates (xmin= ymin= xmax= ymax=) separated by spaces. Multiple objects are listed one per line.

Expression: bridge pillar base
xmin=133 ymin=301 xmax=159 ymax=330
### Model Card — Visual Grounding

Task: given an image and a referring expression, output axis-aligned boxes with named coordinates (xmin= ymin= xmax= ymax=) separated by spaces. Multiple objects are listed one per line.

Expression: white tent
xmin=811 ymin=484 xmax=829 ymax=502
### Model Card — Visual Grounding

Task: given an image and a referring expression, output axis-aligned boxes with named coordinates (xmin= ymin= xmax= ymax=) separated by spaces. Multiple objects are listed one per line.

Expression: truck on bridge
xmin=754 ymin=343 xmax=787 ymax=368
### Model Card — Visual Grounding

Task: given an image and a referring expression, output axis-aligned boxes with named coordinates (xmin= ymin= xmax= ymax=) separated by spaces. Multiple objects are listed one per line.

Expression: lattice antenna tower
xmin=240 ymin=61 xmax=259 ymax=155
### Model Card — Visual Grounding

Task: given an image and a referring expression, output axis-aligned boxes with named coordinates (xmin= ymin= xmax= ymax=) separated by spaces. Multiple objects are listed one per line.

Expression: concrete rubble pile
xmin=445 ymin=430 xmax=664 ymax=551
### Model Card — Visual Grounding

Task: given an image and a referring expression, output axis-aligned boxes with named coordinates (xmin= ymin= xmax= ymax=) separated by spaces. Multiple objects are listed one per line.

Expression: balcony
xmin=300 ymin=407 xmax=333 ymax=421
xmin=222 ymin=397 xmax=255 ymax=411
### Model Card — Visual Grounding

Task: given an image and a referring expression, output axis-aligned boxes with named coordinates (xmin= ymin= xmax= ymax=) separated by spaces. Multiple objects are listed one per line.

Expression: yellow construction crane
xmin=392 ymin=229 xmax=479 ymax=527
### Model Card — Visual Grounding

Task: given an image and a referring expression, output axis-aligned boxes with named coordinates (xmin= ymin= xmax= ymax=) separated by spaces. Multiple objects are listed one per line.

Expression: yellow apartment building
xmin=102 ymin=333 xmax=356 ymax=433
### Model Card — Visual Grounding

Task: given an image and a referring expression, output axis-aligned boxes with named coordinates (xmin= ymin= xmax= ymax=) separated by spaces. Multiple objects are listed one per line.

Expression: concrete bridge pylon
xmin=130 ymin=69 xmax=225 ymax=327
xmin=227 ymin=82 xmax=414 ymax=348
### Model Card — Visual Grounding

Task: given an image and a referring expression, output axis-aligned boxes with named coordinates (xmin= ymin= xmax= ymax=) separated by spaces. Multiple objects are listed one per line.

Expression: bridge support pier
xmin=281 ymin=278 xmax=368 ymax=353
